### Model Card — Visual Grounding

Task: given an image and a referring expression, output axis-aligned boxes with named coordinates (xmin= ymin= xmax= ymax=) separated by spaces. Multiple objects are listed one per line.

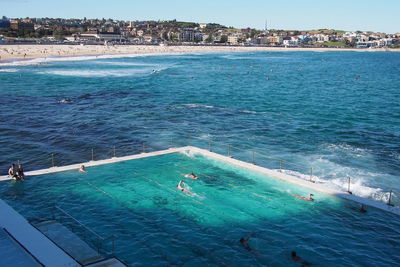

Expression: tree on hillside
xmin=205 ymin=34 xmax=213 ymax=43
xmin=220 ymin=35 xmax=228 ymax=43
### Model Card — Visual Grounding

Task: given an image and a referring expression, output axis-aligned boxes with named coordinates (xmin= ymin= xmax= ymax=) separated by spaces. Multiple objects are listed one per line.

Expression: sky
xmin=1 ymin=0 xmax=399 ymax=33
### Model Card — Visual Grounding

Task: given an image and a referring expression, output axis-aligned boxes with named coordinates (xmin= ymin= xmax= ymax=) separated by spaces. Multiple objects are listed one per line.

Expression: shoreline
xmin=1 ymin=44 xmax=399 ymax=63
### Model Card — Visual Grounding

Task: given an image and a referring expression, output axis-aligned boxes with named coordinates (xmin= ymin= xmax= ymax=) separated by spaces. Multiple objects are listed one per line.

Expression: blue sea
xmin=0 ymin=50 xmax=399 ymax=204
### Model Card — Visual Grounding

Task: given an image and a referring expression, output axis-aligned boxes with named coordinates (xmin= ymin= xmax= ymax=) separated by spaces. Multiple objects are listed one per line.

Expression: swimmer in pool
xmin=177 ymin=180 xmax=191 ymax=194
xmin=292 ymin=193 xmax=314 ymax=201
xmin=8 ymin=164 xmax=18 ymax=180
xmin=291 ymin=251 xmax=311 ymax=266
xmin=79 ymin=165 xmax=86 ymax=173
xmin=185 ymin=172 xmax=198 ymax=179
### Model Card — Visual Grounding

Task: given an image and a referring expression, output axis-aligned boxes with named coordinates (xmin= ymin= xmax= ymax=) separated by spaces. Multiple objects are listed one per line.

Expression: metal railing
xmin=13 ymin=135 xmax=400 ymax=208
xmin=53 ymin=206 xmax=116 ymax=258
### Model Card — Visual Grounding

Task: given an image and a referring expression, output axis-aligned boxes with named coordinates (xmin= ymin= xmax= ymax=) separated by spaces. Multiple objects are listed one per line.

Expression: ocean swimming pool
xmin=0 ymin=151 xmax=399 ymax=266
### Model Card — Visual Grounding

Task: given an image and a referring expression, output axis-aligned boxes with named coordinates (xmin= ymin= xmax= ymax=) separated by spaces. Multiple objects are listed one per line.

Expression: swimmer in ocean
xmin=239 ymin=237 xmax=252 ymax=251
xmin=292 ymin=193 xmax=314 ymax=201
xmin=185 ymin=172 xmax=198 ymax=179
xmin=351 ymin=204 xmax=367 ymax=213
xmin=291 ymin=251 xmax=311 ymax=266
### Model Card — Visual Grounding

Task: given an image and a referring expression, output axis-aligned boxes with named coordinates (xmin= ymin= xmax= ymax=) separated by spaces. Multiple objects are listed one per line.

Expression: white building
xmin=178 ymin=29 xmax=194 ymax=42
xmin=228 ymin=35 xmax=238 ymax=45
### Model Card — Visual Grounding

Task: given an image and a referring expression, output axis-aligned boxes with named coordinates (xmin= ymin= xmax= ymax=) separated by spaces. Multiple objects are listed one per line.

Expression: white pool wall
xmin=0 ymin=146 xmax=398 ymax=216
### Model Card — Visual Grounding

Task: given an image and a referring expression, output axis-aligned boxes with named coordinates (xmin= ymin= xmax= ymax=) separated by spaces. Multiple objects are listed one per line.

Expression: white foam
xmin=37 ymin=66 xmax=166 ymax=77
xmin=95 ymin=61 xmax=156 ymax=66
xmin=179 ymin=149 xmax=197 ymax=159
xmin=323 ymin=143 xmax=372 ymax=158
xmin=182 ymin=103 xmax=216 ymax=109
xmin=0 ymin=51 xmax=200 ymax=67
xmin=0 ymin=68 xmax=18 ymax=72
xmin=220 ymin=55 xmax=255 ymax=60
xmin=281 ymin=168 xmax=393 ymax=203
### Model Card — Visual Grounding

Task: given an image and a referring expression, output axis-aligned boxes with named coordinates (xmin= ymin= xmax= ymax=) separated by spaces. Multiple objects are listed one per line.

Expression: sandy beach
xmin=0 ymin=44 xmax=399 ymax=62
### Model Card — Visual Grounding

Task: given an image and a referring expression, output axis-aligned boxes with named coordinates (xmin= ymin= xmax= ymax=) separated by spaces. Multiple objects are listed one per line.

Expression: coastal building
xmin=228 ymin=35 xmax=238 ymax=45
xmin=178 ymin=29 xmax=195 ymax=42
xmin=0 ymin=19 xmax=10 ymax=29
xmin=267 ymin=36 xmax=283 ymax=45
xmin=10 ymin=19 xmax=34 ymax=31
xmin=199 ymin=23 xmax=208 ymax=29
xmin=76 ymin=32 xmax=124 ymax=43
xmin=137 ymin=30 xmax=144 ymax=37
xmin=283 ymin=37 xmax=299 ymax=47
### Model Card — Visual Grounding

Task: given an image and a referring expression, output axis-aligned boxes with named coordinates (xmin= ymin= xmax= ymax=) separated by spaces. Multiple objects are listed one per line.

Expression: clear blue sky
xmin=1 ymin=0 xmax=399 ymax=33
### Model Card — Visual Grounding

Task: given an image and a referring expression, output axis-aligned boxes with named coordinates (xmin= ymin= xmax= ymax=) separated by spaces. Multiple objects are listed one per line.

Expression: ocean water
xmin=0 ymin=51 xmax=400 ymax=205
xmin=0 ymin=152 xmax=399 ymax=266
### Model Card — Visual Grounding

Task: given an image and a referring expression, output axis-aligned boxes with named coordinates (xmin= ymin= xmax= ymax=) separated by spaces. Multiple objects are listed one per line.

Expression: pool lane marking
xmin=176 ymin=170 xmax=237 ymax=188
xmin=177 ymin=166 xmax=237 ymax=188
xmin=252 ymin=193 xmax=272 ymax=201
xmin=130 ymin=173 xmax=266 ymax=264
xmin=135 ymin=170 xmax=278 ymax=224
xmin=74 ymin=176 xmax=217 ymax=265
xmin=176 ymin=167 xmax=273 ymax=202
xmin=131 ymin=171 xmax=241 ymax=222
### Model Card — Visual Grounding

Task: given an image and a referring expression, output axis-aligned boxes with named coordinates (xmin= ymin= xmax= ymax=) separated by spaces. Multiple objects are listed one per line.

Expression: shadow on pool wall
xmin=0 ymin=152 xmax=399 ymax=266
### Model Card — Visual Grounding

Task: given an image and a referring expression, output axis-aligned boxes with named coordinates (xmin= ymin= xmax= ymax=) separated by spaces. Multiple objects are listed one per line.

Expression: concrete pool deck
xmin=1 ymin=146 xmax=399 ymax=217
xmin=0 ymin=199 xmax=80 ymax=267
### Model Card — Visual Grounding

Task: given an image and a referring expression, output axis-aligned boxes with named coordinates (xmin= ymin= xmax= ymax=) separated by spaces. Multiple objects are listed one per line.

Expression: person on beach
xmin=17 ymin=164 xmax=25 ymax=181
xmin=291 ymin=251 xmax=311 ymax=266
xmin=292 ymin=193 xmax=314 ymax=201
xmin=185 ymin=172 xmax=198 ymax=180
xmin=79 ymin=165 xmax=86 ymax=173
xmin=8 ymin=164 xmax=18 ymax=179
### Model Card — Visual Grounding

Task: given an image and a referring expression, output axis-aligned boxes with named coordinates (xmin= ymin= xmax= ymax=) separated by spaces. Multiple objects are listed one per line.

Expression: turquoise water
xmin=0 ymin=152 xmax=399 ymax=266
xmin=0 ymin=51 xmax=399 ymax=205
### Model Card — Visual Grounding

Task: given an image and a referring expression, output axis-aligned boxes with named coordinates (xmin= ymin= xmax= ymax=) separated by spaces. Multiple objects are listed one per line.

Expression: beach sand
xmin=0 ymin=44 xmax=399 ymax=62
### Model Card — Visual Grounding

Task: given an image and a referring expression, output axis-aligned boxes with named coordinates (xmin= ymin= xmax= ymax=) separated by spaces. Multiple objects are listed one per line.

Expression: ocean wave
xmin=323 ymin=143 xmax=371 ymax=158
xmin=0 ymin=51 xmax=201 ymax=67
xmin=280 ymin=168 xmax=394 ymax=203
xmin=94 ymin=61 xmax=156 ymax=66
xmin=182 ymin=103 xmax=216 ymax=109
xmin=37 ymin=66 xmax=166 ymax=77
xmin=0 ymin=68 xmax=18 ymax=72
xmin=179 ymin=103 xmax=268 ymax=115
xmin=220 ymin=55 xmax=255 ymax=60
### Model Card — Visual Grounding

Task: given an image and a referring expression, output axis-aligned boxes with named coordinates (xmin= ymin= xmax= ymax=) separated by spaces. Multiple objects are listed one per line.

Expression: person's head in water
xmin=291 ymin=251 xmax=297 ymax=258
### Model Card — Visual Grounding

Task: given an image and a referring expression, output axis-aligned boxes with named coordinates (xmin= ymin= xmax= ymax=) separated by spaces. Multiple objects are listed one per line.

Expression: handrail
xmin=186 ymin=135 xmax=304 ymax=167
xmin=55 ymin=206 xmax=105 ymax=241
xmin=54 ymin=206 xmax=116 ymax=257
xmin=8 ymin=136 xmax=399 ymax=209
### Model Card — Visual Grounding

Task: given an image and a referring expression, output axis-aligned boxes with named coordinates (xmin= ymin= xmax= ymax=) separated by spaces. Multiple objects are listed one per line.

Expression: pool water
xmin=0 ymin=152 xmax=399 ymax=266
